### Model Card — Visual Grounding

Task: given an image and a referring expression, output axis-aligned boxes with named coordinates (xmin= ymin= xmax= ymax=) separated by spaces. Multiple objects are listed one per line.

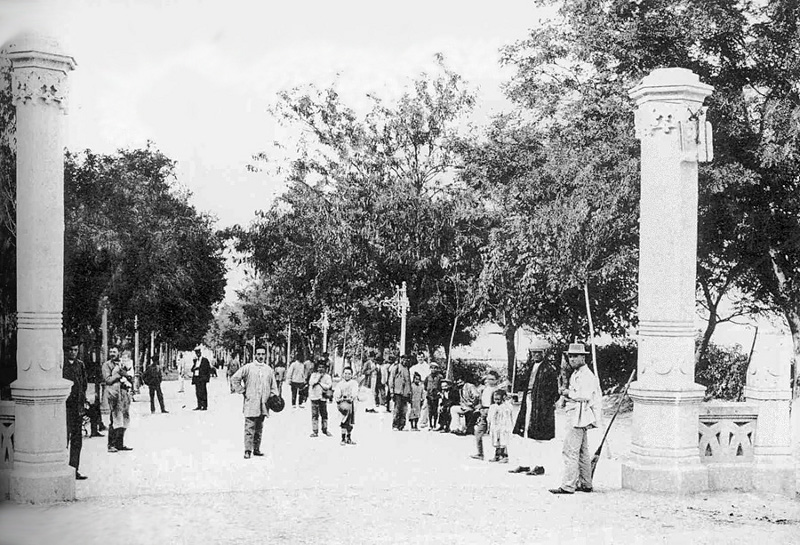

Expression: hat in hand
xmin=267 ymin=395 xmax=285 ymax=413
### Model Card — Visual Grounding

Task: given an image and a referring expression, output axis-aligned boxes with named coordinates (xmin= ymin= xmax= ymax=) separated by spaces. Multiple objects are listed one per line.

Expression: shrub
xmin=696 ymin=342 xmax=749 ymax=401
xmin=595 ymin=340 xmax=638 ymax=394
xmin=450 ymin=358 xmax=492 ymax=386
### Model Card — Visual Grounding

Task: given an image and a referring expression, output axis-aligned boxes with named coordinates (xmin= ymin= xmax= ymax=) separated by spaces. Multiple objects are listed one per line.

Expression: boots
xmin=346 ymin=432 xmax=356 ymax=445
xmin=322 ymin=420 xmax=332 ymax=436
xmin=498 ymin=447 xmax=509 ymax=464
xmin=107 ymin=428 xmax=118 ymax=452
xmin=489 ymin=448 xmax=501 ymax=462
xmin=117 ymin=429 xmax=133 ymax=451
xmin=341 ymin=431 xmax=347 ymax=446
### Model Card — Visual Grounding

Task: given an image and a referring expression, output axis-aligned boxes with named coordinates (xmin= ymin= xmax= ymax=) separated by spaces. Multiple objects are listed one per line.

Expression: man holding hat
xmin=231 ymin=345 xmax=280 ymax=459
xmin=509 ymin=346 xmax=559 ymax=476
xmin=550 ymin=342 xmax=602 ymax=494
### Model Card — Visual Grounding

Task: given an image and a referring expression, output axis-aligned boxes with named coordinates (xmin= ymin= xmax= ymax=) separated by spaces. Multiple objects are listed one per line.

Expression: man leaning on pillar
xmin=63 ymin=339 xmax=88 ymax=480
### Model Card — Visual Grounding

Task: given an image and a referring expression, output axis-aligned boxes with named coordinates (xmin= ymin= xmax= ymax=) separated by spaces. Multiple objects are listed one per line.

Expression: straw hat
xmin=565 ymin=342 xmax=590 ymax=355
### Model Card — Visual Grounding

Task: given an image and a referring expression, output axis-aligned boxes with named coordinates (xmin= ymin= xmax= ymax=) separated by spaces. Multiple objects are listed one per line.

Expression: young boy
xmin=472 ymin=370 xmax=500 ymax=460
xmin=308 ymin=360 xmax=333 ymax=437
xmin=334 ymin=367 xmax=360 ymax=445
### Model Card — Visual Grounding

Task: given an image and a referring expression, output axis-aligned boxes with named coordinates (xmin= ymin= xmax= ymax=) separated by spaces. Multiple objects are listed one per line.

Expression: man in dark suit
xmin=63 ymin=339 xmax=88 ymax=480
xmin=191 ymin=347 xmax=211 ymax=410
xmin=143 ymin=357 xmax=168 ymax=414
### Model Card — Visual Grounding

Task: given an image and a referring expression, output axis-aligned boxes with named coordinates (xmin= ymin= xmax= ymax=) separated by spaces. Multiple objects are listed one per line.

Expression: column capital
xmin=629 ymin=68 xmax=714 ymax=162
xmin=6 ymin=33 xmax=76 ymax=112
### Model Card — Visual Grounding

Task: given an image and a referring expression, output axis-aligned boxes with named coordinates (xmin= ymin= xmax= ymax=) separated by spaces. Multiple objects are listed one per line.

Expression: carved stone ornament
xmin=12 ymin=68 xmax=69 ymax=111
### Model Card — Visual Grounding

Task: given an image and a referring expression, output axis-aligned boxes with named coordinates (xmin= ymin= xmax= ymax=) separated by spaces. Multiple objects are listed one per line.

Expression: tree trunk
xmin=446 ymin=314 xmax=458 ymax=380
xmin=785 ymin=308 xmax=800 ymax=399
xmin=505 ymin=324 xmax=517 ymax=383
xmin=695 ymin=306 xmax=718 ymax=382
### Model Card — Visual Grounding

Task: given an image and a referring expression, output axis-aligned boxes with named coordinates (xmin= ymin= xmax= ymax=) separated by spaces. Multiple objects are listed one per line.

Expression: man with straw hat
xmin=550 ymin=342 xmax=602 ymax=494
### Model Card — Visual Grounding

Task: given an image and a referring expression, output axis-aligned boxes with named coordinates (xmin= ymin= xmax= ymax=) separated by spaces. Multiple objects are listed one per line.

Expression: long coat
xmin=512 ymin=360 xmax=559 ymax=441
xmin=231 ymin=362 xmax=279 ymax=417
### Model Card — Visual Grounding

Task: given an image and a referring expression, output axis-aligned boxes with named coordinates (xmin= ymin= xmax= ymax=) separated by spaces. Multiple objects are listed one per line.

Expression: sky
xmin=1 ymin=0 xmax=789 ymax=352
xmin=1 ymin=0 xmax=553 ymax=300
xmin=3 ymin=0 xmax=549 ymax=228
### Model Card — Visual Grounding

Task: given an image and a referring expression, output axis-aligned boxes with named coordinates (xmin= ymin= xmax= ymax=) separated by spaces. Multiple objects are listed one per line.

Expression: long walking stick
xmin=590 ymin=367 xmax=636 ymax=477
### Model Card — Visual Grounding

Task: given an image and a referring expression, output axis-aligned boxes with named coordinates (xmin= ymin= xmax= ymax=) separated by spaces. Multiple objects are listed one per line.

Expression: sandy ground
xmin=1 ymin=377 xmax=798 ymax=545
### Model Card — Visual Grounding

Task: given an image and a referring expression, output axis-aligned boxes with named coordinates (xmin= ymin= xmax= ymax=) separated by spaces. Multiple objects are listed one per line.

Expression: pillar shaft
xmin=622 ymin=68 xmax=713 ymax=494
xmin=7 ymin=33 xmax=76 ymax=503
xmin=744 ymin=342 xmax=795 ymax=496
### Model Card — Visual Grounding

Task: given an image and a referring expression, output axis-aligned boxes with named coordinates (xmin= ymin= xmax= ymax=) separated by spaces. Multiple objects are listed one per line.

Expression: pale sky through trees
xmin=2 ymin=0 xmax=548 ymax=228
xmin=0 ymin=0 xmax=786 ymax=353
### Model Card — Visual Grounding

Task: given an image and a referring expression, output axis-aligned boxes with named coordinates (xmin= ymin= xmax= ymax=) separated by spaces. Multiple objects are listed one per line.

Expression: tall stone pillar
xmin=621 ymin=68 xmax=713 ymax=493
xmin=7 ymin=33 xmax=76 ymax=503
xmin=744 ymin=339 xmax=795 ymax=496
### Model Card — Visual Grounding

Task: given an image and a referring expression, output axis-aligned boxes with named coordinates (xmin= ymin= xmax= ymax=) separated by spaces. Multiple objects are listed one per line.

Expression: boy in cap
xmin=334 ymin=367 xmax=360 ymax=445
xmin=550 ymin=342 xmax=601 ymax=494
xmin=436 ymin=379 xmax=459 ymax=432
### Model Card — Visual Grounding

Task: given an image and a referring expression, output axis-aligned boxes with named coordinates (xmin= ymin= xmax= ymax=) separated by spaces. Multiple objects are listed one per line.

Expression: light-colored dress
xmin=409 ymin=382 xmax=425 ymax=419
xmin=488 ymin=401 xmax=514 ymax=448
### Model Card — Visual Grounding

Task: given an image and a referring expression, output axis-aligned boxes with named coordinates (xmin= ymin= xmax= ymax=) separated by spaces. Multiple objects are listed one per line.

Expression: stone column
xmin=7 ymin=33 xmax=76 ymax=503
xmin=621 ymin=68 xmax=713 ymax=494
xmin=744 ymin=336 xmax=795 ymax=496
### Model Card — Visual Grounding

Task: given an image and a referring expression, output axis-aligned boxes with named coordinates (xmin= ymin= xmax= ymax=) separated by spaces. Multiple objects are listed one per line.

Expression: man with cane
xmin=550 ymin=342 xmax=601 ymax=494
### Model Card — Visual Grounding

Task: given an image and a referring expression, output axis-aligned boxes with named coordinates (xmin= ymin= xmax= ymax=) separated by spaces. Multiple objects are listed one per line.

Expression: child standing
xmin=334 ymin=367 xmax=360 ymax=445
xmin=487 ymin=389 xmax=513 ymax=463
xmin=409 ymin=373 xmax=425 ymax=431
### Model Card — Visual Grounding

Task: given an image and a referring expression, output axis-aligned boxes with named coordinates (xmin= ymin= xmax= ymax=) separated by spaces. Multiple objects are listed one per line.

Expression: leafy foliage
xmin=64 ymin=144 xmax=227 ymax=350
xmin=230 ymin=62 xmax=485 ymax=357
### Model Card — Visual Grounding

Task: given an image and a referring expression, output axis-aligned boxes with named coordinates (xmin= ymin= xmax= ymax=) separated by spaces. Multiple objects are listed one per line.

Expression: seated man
xmin=450 ymin=378 xmax=480 ymax=435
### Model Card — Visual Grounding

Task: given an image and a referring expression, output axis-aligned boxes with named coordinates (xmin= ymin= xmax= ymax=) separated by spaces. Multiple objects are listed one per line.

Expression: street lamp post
xmin=381 ymin=281 xmax=410 ymax=356
xmin=312 ymin=310 xmax=330 ymax=354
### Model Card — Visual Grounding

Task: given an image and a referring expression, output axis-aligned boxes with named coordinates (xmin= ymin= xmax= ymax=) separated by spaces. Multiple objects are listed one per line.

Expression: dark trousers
xmin=87 ymin=401 xmax=104 ymax=435
xmin=66 ymin=409 xmax=82 ymax=471
xmin=465 ymin=410 xmax=479 ymax=435
xmin=195 ymin=381 xmax=208 ymax=409
xmin=439 ymin=403 xmax=452 ymax=431
xmin=149 ymin=383 xmax=166 ymax=412
xmin=291 ymin=382 xmax=304 ymax=406
xmin=427 ymin=396 xmax=439 ymax=428
xmin=244 ymin=415 xmax=265 ymax=453
xmin=107 ymin=416 xmax=127 ymax=449
xmin=311 ymin=399 xmax=329 ymax=433
xmin=474 ymin=409 xmax=489 ymax=456
xmin=392 ymin=394 xmax=408 ymax=430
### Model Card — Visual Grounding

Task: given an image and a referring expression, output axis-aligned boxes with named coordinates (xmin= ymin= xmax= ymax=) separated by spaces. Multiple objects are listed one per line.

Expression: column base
xmin=622 ymin=459 xmax=708 ymax=494
xmin=752 ymin=461 xmax=796 ymax=497
xmin=9 ymin=465 xmax=75 ymax=503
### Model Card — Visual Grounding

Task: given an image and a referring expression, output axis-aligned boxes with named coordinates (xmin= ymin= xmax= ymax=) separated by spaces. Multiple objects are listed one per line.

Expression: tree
xmin=235 ymin=60 xmax=484 ymax=356
xmin=502 ymin=0 xmax=800 ymax=395
xmin=0 ymin=49 xmax=15 ymax=397
xmin=64 ymin=145 xmax=227 ymax=352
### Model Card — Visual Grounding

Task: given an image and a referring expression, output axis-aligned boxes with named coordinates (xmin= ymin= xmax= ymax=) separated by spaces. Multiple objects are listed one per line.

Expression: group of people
xmin=356 ymin=343 xmax=603 ymax=494
xmin=63 ymin=339 xmax=603 ymax=495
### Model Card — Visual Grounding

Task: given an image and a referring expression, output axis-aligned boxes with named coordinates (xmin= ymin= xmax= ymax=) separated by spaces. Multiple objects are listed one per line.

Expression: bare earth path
xmin=2 ymin=377 xmax=798 ymax=544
